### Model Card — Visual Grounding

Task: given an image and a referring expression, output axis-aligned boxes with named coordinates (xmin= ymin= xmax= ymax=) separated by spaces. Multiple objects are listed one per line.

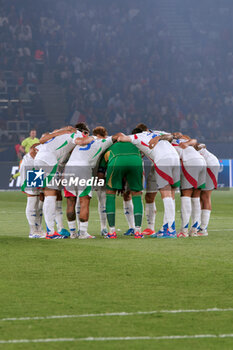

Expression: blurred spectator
xmin=0 ymin=73 xmax=7 ymax=94
xmin=19 ymin=86 xmax=30 ymax=101
xmin=34 ymin=48 xmax=45 ymax=83
xmin=0 ymin=0 xmax=232 ymax=142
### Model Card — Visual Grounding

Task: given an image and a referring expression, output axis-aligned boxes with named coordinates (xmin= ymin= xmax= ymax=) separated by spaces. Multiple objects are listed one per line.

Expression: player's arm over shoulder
xmin=159 ymin=134 xmax=173 ymax=142
xmin=40 ymin=127 xmax=77 ymax=144
xmin=112 ymin=132 xmax=124 ymax=142
xmin=173 ymin=132 xmax=190 ymax=140
xmin=74 ymin=136 xmax=94 ymax=145
xmin=179 ymin=138 xmax=198 ymax=149
xmin=117 ymin=133 xmax=133 ymax=143
xmin=29 ymin=143 xmax=40 ymax=158
xmin=148 ymin=133 xmax=173 ymax=149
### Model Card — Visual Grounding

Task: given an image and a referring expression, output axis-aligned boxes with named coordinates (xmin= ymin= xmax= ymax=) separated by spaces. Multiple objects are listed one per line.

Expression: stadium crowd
xmin=1 ymin=0 xmax=233 ymax=147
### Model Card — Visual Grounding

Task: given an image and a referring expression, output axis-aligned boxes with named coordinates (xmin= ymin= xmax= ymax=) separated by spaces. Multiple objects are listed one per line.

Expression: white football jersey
xmin=35 ymin=131 xmax=82 ymax=165
xmin=21 ymin=152 xmax=34 ymax=167
xmin=21 ymin=143 xmax=41 ymax=168
xmin=130 ymin=131 xmax=177 ymax=163
xmin=172 ymin=138 xmax=202 ymax=161
xmin=199 ymin=148 xmax=219 ymax=167
xmin=67 ymin=136 xmax=113 ymax=168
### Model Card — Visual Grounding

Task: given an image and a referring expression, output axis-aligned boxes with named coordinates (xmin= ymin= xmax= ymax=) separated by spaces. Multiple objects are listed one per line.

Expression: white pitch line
xmin=210 ymin=228 xmax=233 ymax=231
xmin=1 ymin=307 xmax=233 ymax=322
xmin=0 ymin=334 xmax=233 ymax=344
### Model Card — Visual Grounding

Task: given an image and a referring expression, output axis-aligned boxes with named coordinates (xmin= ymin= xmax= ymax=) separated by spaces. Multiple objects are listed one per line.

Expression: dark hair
xmin=75 ymin=122 xmax=90 ymax=134
xmin=131 ymin=127 xmax=143 ymax=134
xmin=135 ymin=123 xmax=148 ymax=131
xmin=92 ymin=126 xmax=108 ymax=137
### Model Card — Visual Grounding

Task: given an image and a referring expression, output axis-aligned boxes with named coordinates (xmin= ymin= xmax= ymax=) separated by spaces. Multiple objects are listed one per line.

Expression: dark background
xmin=0 ymin=0 xmax=233 ymax=161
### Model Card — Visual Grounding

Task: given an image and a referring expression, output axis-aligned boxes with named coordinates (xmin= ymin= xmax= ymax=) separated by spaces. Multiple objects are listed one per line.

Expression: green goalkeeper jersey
xmin=99 ymin=142 xmax=143 ymax=191
xmin=100 ymin=142 xmax=141 ymax=168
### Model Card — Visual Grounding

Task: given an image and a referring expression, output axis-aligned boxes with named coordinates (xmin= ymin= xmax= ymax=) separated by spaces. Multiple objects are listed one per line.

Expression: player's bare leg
xmin=66 ymin=196 xmax=76 ymax=221
xmin=200 ymin=190 xmax=212 ymax=210
xmin=66 ymin=196 xmax=77 ymax=238
xmin=78 ymin=195 xmax=95 ymax=239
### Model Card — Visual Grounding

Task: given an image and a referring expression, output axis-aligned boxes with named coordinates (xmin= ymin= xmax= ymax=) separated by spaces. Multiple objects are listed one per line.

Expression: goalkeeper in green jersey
xmin=98 ymin=140 xmax=144 ymax=238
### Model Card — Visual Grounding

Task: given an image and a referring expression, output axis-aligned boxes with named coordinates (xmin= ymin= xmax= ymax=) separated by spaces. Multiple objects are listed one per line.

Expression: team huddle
xmin=19 ymin=122 xmax=220 ymax=239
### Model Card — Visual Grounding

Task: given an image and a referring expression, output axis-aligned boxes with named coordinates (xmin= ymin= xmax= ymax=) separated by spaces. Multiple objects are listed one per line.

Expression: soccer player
xmin=96 ymin=187 xmax=108 ymax=236
xmin=20 ymin=131 xmax=70 ymax=238
xmin=20 ymin=143 xmax=45 ymax=238
xmin=92 ymin=159 xmax=109 ymax=237
xmin=34 ymin=124 xmax=87 ymax=239
xmin=64 ymin=127 xmax=120 ymax=239
xmin=171 ymin=134 xmax=206 ymax=237
xmin=196 ymin=143 xmax=220 ymax=236
xmin=143 ymin=165 xmax=158 ymax=236
xmin=98 ymin=137 xmax=144 ymax=239
xmin=133 ymin=124 xmax=158 ymax=236
xmin=118 ymin=128 xmax=180 ymax=238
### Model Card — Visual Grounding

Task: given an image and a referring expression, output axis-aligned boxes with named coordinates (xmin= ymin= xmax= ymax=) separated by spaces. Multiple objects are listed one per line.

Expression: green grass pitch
xmin=0 ymin=190 xmax=233 ymax=349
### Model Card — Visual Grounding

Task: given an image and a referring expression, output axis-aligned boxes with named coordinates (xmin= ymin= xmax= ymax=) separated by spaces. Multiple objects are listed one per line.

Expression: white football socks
xmin=135 ymin=226 xmax=141 ymax=233
xmin=68 ymin=220 xmax=76 ymax=236
xmin=163 ymin=197 xmax=175 ymax=230
xmin=200 ymin=209 xmax=211 ymax=230
xmin=55 ymin=200 xmax=63 ymax=232
xmin=191 ymin=197 xmax=201 ymax=228
xmin=123 ymin=199 xmax=135 ymax=229
xmin=97 ymin=189 xmax=107 ymax=231
xmin=109 ymin=226 xmax=116 ymax=234
xmin=79 ymin=221 xmax=88 ymax=236
xmin=181 ymin=196 xmax=191 ymax=231
xmin=26 ymin=196 xmax=38 ymax=234
xmin=43 ymin=196 xmax=56 ymax=235
xmin=145 ymin=202 xmax=156 ymax=230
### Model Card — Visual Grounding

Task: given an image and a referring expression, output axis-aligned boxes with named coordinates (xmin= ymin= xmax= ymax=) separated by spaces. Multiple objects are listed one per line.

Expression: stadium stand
xmin=0 ymin=0 xmax=233 ymax=160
